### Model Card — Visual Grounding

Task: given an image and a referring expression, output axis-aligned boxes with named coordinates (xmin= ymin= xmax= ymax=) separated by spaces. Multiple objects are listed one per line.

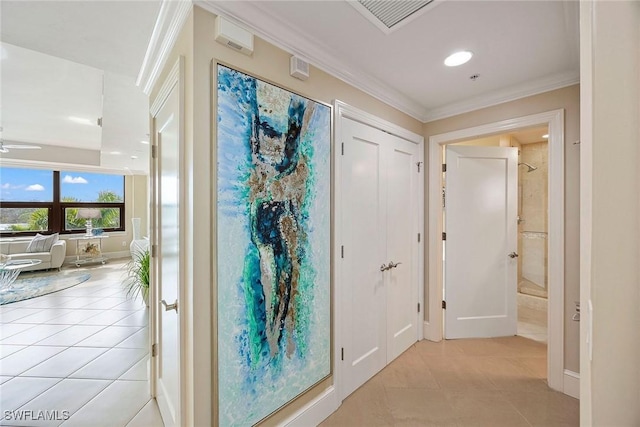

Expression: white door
xmin=341 ymin=118 xmax=420 ymax=398
xmin=444 ymin=145 xmax=518 ymax=339
xmin=151 ymin=69 xmax=183 ymax=426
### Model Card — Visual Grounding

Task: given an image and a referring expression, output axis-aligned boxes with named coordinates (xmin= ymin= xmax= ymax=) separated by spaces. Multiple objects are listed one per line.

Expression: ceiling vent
xmin=350 ymin=0 xmax=438 ymax=34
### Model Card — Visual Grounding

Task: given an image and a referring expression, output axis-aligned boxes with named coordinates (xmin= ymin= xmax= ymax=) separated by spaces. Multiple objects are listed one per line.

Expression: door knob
xmin=508 ymin=252 xmax=519 ymax=259
xmin=161 ymin=299 xmax=178 ymax=312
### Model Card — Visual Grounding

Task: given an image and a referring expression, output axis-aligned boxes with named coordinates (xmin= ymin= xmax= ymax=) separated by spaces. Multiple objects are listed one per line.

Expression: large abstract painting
xmin=216 ymin=64 xmax=331 ymax=426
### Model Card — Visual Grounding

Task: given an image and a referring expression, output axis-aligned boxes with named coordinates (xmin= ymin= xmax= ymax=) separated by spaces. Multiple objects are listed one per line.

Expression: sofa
xmin=0 ymin=238 xmax=67 ymax=271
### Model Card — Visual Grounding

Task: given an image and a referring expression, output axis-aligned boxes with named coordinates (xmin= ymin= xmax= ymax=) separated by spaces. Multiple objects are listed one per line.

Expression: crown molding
xmin=422 ymin=71 xmax=580 ymax=123
xmin=197 ymin=0 xmax=428 ymax=122
xmin=145 ymin=1 xmax=579 ymax=125
xmin=136 ymin=0 xmax=192 ymax=95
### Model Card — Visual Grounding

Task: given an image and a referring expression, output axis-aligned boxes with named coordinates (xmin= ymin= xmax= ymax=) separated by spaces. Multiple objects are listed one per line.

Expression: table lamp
xmin=76 ymin=208 xmax=101 ymax=236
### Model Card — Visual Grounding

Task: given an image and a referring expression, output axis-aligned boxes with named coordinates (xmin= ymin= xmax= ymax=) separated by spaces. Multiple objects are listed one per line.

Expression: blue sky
xmin=0 ymin=167 xmax=123 ymax=202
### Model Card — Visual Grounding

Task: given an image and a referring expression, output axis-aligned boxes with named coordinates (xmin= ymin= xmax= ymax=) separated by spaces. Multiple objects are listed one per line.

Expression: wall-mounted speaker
xmin=290 ymin=56 xmax=310 ymax=81
xmin=214 ymin=16 xmax=254 ymax=56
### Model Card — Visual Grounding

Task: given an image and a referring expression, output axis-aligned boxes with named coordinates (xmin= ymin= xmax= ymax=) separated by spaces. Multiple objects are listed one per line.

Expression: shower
xmin=518 ymin=162 xmax=538 ymax=172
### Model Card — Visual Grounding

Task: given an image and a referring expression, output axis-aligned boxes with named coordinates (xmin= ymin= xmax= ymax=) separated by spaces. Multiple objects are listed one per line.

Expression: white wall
xmin=580 ymin=1 xmax=640 ymax=424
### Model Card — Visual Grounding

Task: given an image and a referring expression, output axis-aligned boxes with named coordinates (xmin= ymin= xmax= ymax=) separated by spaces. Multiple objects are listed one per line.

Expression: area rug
xmin=0 ymin=270 xmax=91 ymax=305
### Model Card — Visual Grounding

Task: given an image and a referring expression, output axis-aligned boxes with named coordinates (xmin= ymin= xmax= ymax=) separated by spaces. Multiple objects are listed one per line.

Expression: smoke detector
xmin=349 ymin=0 xmax=439 ymax=34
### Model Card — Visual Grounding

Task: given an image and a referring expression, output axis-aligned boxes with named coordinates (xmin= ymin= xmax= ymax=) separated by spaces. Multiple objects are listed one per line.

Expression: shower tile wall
xmin=518 ymin=141 xmax=548 ymax=298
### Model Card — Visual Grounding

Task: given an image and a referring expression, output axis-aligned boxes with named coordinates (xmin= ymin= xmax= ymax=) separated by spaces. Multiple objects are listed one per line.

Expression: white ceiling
xmin=206 ymin=0 xmax=580 ymax=121
xmin=1 ymin=43 xmax=103 ymax=149
xmin=0 ymin=1 xmax=160 ymax=173
xmin=0 ymin=1 xmax=161 ymax=78
xmin=1 ymin=0 xmax=579 ymax=172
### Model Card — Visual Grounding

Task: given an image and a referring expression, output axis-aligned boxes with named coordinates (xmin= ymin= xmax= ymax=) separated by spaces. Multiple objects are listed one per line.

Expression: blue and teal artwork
xmin=217 ymin=65 xmax=331 ymax=426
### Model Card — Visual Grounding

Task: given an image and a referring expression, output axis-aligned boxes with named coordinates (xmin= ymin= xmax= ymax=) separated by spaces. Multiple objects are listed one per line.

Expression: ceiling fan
xmin=0 ymin=127 xmax=42 ymax=153
xmin=0 ymin=139 xmax=42 ymax=154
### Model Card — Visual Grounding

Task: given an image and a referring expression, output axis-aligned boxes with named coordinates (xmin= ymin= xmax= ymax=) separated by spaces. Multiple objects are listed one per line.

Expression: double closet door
xmin=340 ymin=118 xmax=421 ymax=398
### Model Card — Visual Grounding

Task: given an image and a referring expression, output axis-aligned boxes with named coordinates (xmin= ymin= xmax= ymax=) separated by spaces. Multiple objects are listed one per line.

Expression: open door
xmin=150 ymin=58 xmax=184 ymax=426
xmin=444 ymin=145 xmax=518 ymax=339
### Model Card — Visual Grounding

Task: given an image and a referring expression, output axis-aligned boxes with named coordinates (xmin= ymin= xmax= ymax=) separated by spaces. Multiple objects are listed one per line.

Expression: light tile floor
xmin=321 ymin=337 xmax=579 ymax=426
xmin=0 ymin=260 xmax=163 ymax=427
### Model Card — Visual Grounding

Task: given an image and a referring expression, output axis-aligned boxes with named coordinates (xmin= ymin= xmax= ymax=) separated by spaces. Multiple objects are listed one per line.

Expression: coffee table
xmin=0 ymin=259 xmax=43 ymax=290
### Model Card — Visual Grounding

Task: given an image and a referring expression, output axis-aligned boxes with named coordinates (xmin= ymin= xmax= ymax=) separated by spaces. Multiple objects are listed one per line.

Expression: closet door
xmin=340 ymin=118 xmax=388 ymax=398
xmin=340 ymin=118 xmax=420 ymax=399
xmin=386 ymin=138 xmax=420 ymax=362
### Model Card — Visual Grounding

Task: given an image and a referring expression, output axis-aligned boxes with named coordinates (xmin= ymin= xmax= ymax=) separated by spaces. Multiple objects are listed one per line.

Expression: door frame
xmin=426 ymin=109 xmax=565 ymax=392
xmin=334 ymin=100 xmax=424 ymax=401
xmin=149 ymin=56 xmax=188 ymax=425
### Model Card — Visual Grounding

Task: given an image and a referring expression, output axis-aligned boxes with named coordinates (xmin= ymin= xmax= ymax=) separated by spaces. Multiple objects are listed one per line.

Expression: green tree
xmin=26 ymin=190 xmax=124 ymax=232
xmin=26 ymin=208 xmax=48 ymax=231
xmin=95 ymin=190 xmax=122 ymax=228
xmin=62 ymin=197 xmax=85 ymax=230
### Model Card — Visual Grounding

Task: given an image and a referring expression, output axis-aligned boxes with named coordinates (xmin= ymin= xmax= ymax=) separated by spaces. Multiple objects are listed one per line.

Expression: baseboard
xmin=282 ymin=385 xmax=339 ymax=427
xmin=64 ymin=250 xmax=131 ymax=263
xmin=423 ymin=321 xmax=442 ymax=342
xmin=563 ymin=370 xmax=580 ymax=399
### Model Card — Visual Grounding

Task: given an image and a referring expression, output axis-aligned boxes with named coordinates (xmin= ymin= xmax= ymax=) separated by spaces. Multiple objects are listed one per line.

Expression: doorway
xmin=149 ymin=57 xmax=185 ymax=427
xmin=426 ymin=110 xmax=565 ymax=392
xmin=448 ymin=126 xmax=549 ymax=344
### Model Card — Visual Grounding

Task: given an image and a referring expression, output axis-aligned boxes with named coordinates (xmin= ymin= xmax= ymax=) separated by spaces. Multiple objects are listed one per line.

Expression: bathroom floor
xmin=0 ymin=260 xmax=163 ymax=427
xmin=517 ymin=293 xmax=548 ymax=343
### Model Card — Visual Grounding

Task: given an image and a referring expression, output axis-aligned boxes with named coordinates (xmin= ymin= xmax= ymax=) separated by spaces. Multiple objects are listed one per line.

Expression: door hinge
xmin=442 ymin=163 xmax=447 ymax=172
xmin=417 ymin=233 xmax=421 ymax=243
xmin=151 ymin=244 xmax=157 ymax=258
xmin=341 ymin=245 xmax=344 ymax=259
xmin=97 ymin=117 xmax=103 ymax=127
xmin=416 ymin=161 xmax=423 ymax=172
xmin=152 ymin=145 xmax=157 ymax=159
xmin=341 ymin=347 xmax=344 ymax=361
xmin=341 ymin=142 xmax=344 ymax=156
xmin=442 ymin=232 xmax=446 ymax=241
xmin=417 ymin=302 xmax=421 ymax=313
xmin=152 ymin=343 xmax=158 ymax=357
xmin=442 ymin=300 xmax=446 ymax=310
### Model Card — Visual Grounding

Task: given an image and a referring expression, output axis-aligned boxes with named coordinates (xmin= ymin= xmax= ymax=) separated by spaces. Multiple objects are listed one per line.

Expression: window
xmin=0 ymin=167 xmax=125 ymax=235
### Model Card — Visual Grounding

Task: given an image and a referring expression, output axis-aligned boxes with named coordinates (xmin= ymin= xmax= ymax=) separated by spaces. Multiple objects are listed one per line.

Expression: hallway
xmin=322 ymin=337 xmax=578 ymax=426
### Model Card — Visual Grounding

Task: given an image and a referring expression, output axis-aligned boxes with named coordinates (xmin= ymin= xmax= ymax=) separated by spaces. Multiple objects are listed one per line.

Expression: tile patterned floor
xmin=321 ymin=337 xmax=579 ymax=426
xmin=0 ymin=261 xmax=163 ymax=427
xmin=1 ymin=259 xmax=572 ymax=426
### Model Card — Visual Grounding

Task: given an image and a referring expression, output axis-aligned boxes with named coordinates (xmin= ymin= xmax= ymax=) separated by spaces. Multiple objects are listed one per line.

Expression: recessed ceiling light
xmin=542 ymin=134 xmax=549 ymax=139
xmin=140 ymin=140 xmax=149 ymax=145
xmin=130 ymin=155 xmax=138 ymax=160
xmin=109 ymin=151 xmax=122 ymax=155
xmin=68 ymin=116 xmax=95 ymax=126
xmin=444 ymin=51 xmax=473 ymax=67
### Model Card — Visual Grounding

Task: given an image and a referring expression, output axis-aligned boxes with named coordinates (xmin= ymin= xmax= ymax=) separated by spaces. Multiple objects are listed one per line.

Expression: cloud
xmin=26 ymin=184 xmax=45 ymax=191
xmin=1 ymin=183 xmax=10 ymax=189
xmin=62 ymin=175 xmax=88 ymax=184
